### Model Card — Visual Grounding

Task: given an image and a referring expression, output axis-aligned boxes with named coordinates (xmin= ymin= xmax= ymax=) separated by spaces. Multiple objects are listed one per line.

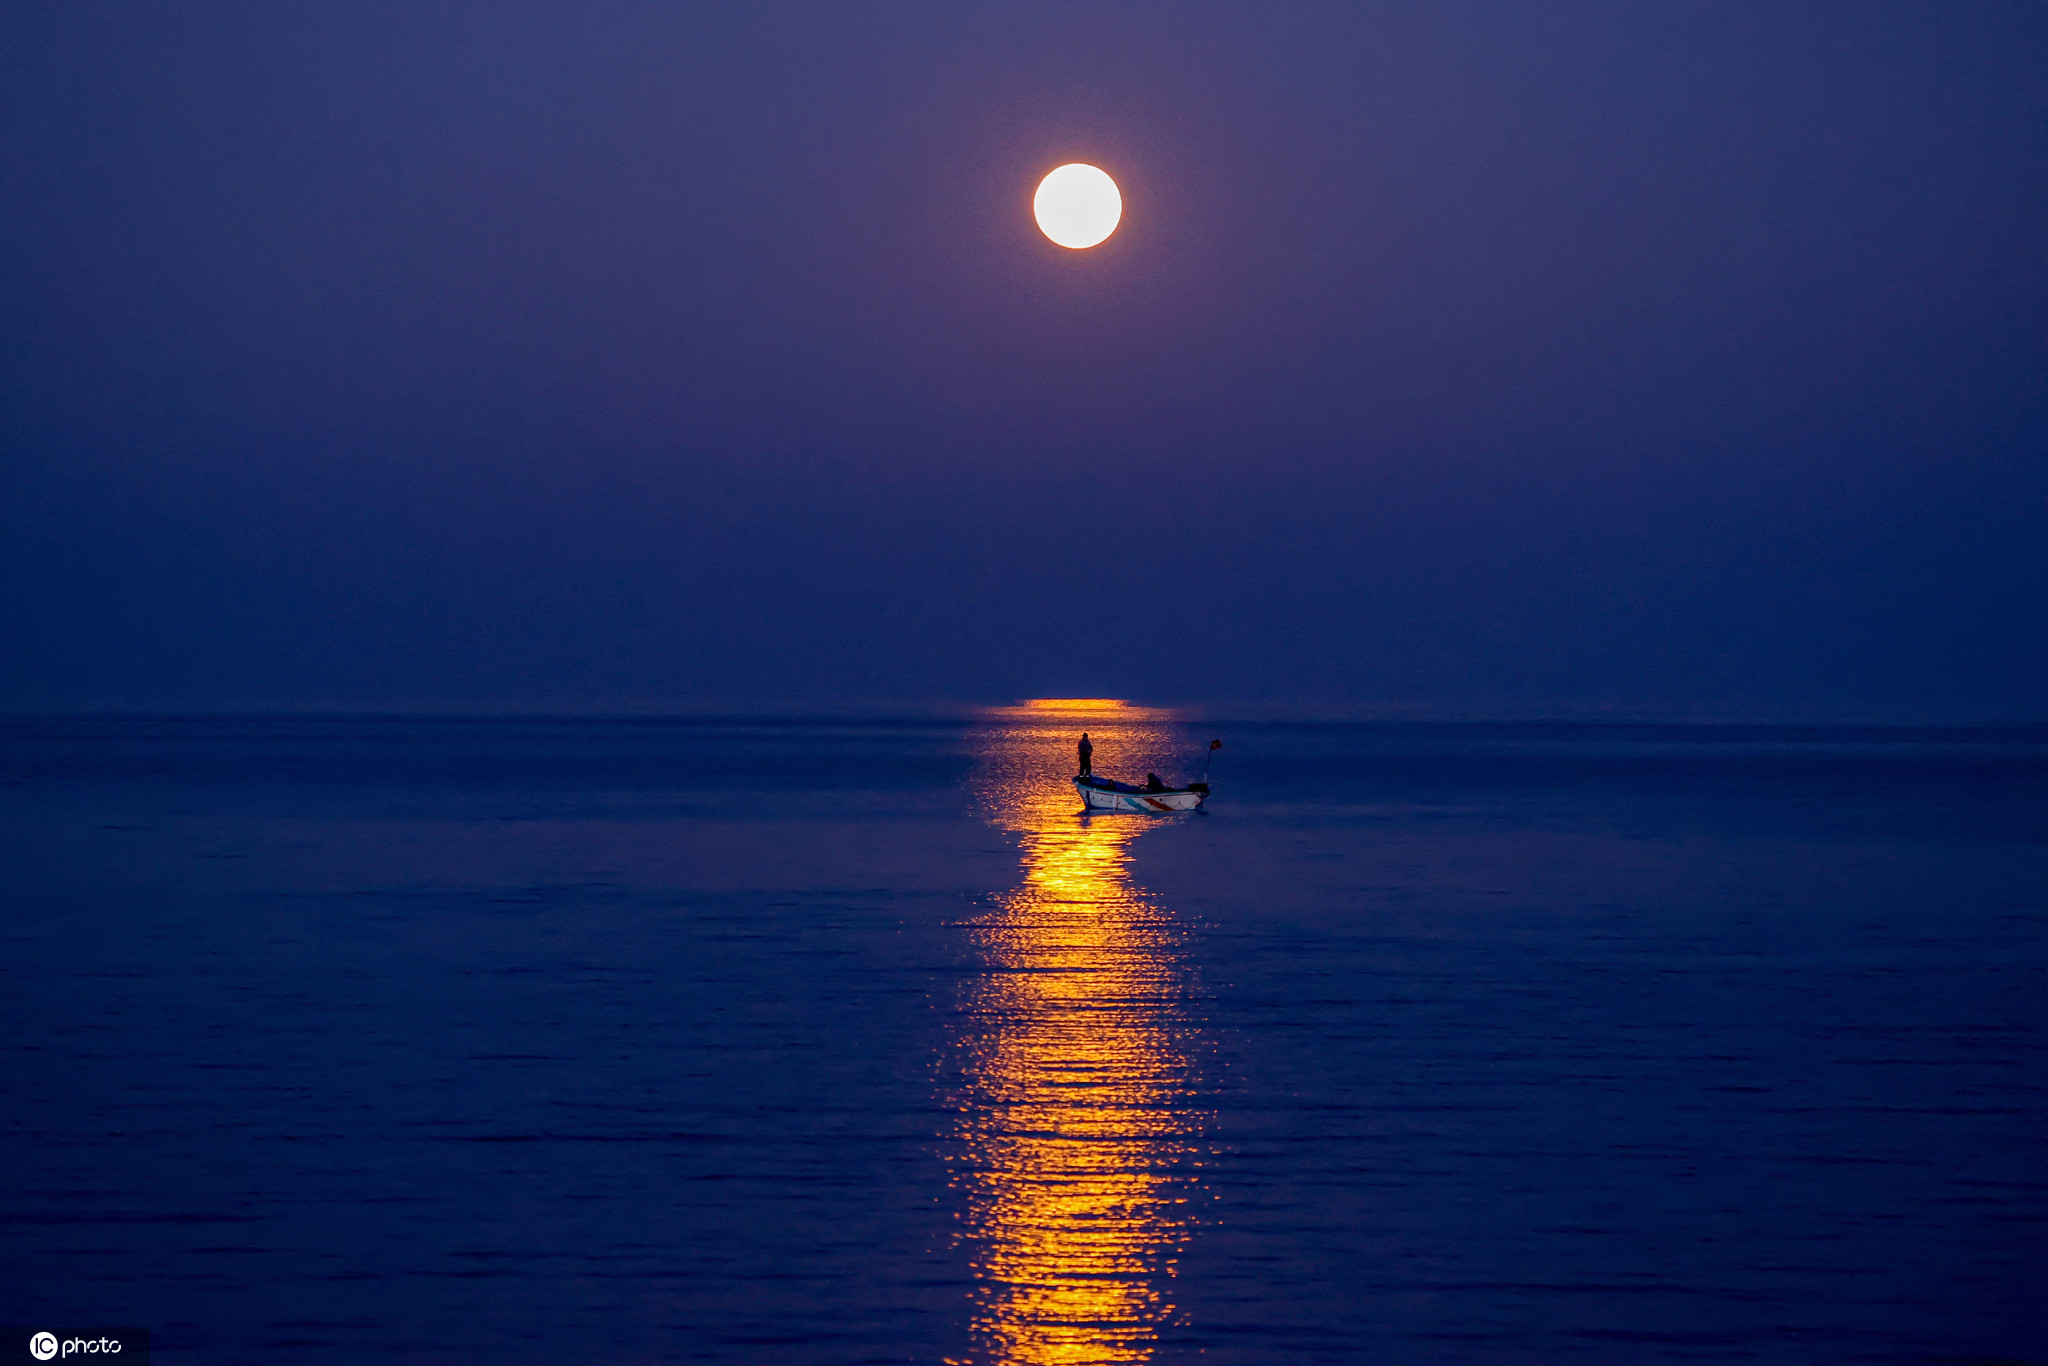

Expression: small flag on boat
xmin=1211 ymin=739 xmax=1223 ymax=750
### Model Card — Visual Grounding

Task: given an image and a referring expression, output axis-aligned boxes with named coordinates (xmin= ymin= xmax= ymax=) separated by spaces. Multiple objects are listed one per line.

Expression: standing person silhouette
xmin=1077 ymin=733 xmax=1093 ymax=777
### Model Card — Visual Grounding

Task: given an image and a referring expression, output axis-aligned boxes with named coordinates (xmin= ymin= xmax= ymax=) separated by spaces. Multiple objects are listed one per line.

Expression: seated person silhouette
xmin=1143 ymin=772 xmax=1167 ymax=792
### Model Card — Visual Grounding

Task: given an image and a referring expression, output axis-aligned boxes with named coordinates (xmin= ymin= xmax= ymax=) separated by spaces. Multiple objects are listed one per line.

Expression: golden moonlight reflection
xmin=951 ymin=706 xmax=1207 ymax=1365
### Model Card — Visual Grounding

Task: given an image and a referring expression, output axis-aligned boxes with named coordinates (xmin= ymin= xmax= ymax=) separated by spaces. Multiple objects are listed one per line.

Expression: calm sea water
xmin=2 ymin=714 xmax=2044 ymax=1364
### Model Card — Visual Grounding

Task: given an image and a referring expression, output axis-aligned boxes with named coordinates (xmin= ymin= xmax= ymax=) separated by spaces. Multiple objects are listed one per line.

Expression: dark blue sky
xmin=4 ymin=2 xmax=2044 ymax=716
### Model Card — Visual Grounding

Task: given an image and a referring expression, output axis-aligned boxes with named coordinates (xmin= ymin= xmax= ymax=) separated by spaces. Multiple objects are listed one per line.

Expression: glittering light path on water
xmin=951 ymin=711 xmax=1207 ymax=1366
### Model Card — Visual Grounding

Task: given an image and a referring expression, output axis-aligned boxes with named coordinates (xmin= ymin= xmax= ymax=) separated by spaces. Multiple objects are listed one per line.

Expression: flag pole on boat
xmin=1205 ymin=737 xmax=1222 ymax=785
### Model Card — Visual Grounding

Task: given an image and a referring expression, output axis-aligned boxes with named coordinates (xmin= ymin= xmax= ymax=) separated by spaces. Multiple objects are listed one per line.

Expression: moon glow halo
xmin=1033 ymin=164 xmax=1122 ymax=249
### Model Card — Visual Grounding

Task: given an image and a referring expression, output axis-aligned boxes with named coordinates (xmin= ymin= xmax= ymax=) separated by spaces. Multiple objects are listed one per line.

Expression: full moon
xmin=1033 ymin=163 xmax=1122 ymax=249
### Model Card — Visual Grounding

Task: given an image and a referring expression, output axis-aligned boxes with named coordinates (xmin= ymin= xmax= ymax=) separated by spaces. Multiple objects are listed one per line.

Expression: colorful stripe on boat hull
xmin=1074 ymin=780 xmax=1207 ymax=814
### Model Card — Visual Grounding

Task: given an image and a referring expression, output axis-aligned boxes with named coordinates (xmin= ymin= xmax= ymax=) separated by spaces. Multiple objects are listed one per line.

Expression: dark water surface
xmin=3 ymin=714 xmax=2044 ymax=1364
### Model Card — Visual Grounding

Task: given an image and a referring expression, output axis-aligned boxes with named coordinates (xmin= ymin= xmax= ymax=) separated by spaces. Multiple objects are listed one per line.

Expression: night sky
xmin=4 ymin=3 xmax=2044 ymax=717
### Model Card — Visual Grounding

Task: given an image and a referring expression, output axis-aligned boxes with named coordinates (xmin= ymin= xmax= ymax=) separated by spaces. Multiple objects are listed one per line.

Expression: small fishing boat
xmin=1074 ymin=775 xmax=1210 ymax=814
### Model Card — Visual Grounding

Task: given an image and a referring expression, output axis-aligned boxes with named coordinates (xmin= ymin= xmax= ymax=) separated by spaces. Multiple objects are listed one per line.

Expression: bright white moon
xmin=1033 ymin=163 xmax=1122 ymax=249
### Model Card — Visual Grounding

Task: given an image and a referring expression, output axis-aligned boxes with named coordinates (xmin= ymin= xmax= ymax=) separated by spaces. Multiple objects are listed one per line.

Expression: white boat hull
xmin=1075 ymin=779 xmax=1207 ymax=813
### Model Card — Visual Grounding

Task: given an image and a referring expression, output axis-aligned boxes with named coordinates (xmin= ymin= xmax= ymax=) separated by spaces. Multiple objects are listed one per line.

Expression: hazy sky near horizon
xmin=4 ymin=2 xmax=2045 ymax=716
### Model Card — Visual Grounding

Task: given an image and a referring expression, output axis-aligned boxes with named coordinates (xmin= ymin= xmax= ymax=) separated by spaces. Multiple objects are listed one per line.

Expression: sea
xmin=2 ymin=711 xmax=2044 ymax=1364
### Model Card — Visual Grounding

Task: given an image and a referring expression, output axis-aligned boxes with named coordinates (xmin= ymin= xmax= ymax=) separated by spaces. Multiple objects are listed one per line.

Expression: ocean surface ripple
xmin=2 ymin=716 xmax=2043 ymax=1363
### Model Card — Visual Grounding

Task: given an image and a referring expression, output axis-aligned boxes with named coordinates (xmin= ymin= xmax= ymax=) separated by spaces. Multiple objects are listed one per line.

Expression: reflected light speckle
xmin=949 ymin=708 xmax=1207 ymax=1365
xmin=1020 ymin=698 xmax=1133 ymax=713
